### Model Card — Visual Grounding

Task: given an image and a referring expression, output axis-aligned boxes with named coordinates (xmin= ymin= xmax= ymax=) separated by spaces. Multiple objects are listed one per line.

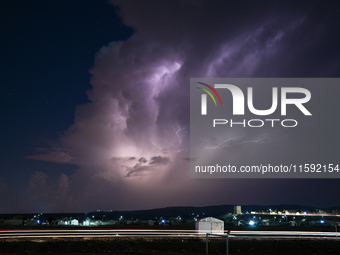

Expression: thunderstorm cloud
xmin=22 ymin=0 xmax=340 ymax=212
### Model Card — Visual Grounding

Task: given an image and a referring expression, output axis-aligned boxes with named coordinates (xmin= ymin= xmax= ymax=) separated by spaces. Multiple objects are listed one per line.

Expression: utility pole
xmin=336 ymin=224 xmax=338 ymax=239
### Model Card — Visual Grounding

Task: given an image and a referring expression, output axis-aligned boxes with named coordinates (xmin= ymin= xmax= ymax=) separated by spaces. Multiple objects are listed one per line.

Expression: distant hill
xmin=86 ymin=204 xmax=338 ymax=221
xmin=1 ymin=204 xmax=339 ymax=221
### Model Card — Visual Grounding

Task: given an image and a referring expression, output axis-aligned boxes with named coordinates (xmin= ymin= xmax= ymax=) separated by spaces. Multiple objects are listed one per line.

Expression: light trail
xmin=229 ymin=230 xmax=339 ymax=237
xmin=0 ymin=229 xmax=338 ymax=239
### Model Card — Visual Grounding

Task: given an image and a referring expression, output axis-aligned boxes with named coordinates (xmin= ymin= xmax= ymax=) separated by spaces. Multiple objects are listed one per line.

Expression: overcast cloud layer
xmin=19 ymin=0 xmax=340 ymax=213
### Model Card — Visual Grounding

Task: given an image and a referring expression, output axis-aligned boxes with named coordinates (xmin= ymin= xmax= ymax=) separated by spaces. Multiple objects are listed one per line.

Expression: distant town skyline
xmin=1 ymin=0 xmax=340 ymax=213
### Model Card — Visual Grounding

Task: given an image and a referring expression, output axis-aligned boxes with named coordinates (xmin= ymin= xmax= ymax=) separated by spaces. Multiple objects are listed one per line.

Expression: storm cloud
xmin=23 ymin=0 xmax=340 ymax=212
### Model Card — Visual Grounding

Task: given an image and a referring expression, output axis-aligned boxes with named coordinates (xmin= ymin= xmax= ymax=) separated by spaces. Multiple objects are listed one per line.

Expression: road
xmin=0 ymin=229 xmax=339 ymax=239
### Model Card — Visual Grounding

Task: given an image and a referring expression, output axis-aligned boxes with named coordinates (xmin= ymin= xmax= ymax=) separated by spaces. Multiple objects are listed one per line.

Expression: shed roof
xmin=199 ymin=217 xmax=223 ymax=223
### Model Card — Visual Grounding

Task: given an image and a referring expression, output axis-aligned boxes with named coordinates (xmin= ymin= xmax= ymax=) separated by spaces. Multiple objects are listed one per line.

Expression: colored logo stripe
xmin=196 ymin=87 xmax=217 ymax=106
xmin=197 ymin=82 xmax=223 ymax=106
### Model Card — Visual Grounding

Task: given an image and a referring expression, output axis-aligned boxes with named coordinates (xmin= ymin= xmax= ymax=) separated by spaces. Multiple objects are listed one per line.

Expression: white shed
xmin=196 ymin=217 xmax=224 ymax=234
xmin=69 ymin=219 xmax=79 ymax=226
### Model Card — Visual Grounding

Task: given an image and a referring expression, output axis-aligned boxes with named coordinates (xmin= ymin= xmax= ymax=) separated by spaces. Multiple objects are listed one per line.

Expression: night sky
xmin=1 ymin=0 xmax=340 ymax=213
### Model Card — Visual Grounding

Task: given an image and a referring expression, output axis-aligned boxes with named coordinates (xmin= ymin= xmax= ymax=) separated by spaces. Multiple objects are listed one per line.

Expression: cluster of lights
xmin=32 ymin=213 xmax=43 ymax=224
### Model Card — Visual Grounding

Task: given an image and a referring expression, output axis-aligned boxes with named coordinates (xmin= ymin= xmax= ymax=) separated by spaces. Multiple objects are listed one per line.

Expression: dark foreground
xmin=0 ymin=236 xmax=339 ymax=255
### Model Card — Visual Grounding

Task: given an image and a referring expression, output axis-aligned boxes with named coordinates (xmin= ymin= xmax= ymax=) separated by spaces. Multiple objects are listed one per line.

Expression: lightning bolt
xmin=204 ymin=134 xmax=271 ymax=149
xmin=149 ymin=138 xmax=163 ymax=151
xmin=172 ymin=124 xmax=187 ymax=152
xmin=149 ymin=125 xmax=188 ymax=153
xmin=150 ymin=127 xmax=270 ymax=152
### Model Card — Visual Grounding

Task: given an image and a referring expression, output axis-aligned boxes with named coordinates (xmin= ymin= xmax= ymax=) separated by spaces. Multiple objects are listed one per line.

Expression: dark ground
xmin=0 ymin=236 xmax=340 ymax=255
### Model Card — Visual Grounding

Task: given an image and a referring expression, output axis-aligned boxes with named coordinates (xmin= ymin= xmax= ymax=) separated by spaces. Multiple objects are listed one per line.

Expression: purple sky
xmin=1 ymin=0 xmax=340 ymax=213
